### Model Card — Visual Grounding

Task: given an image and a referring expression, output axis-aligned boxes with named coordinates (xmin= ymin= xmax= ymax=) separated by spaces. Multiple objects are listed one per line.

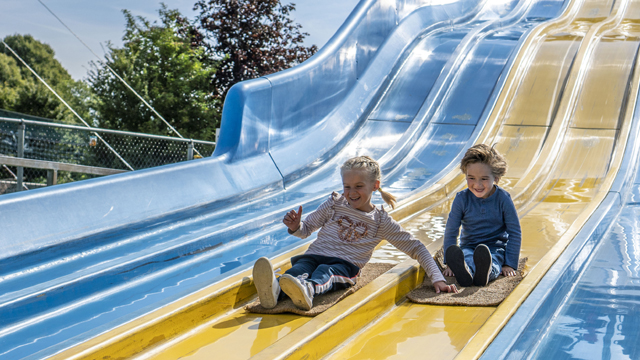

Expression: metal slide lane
xmin=524 ymin=177 xmax=640 ymax=354
xmin=323 ymin=0 xmax=640 ymax=358
xmin=508 ymin=151 xmax=640 ymax=358
xmin=0 ymin=1 xmax=524 ymax=359
xmin=40 ymin=0 xmax=572 ymax=359
xmin=482 ymin=1 xmax=640 ymax=357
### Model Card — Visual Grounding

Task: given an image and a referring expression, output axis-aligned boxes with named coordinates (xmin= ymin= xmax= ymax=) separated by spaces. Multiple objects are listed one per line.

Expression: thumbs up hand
xmin=283 ymin=206 xmax=303 ymax=232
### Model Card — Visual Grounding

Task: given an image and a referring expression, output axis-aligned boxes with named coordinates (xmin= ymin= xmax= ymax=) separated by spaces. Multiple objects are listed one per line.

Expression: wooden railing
xmin=0 ymin=155 xmax=127 ymax=189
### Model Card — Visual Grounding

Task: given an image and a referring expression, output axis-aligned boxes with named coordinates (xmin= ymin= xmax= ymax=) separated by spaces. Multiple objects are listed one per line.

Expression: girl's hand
xmin=433 ymin=280 xmax=457 ymax=294
xmin=283 ymin=206 xmax=303 ymax=232
xmin=442 ymin=266 xmax=454 ymax=277
xmin=502 ymin=265 xmax=517 ymax=277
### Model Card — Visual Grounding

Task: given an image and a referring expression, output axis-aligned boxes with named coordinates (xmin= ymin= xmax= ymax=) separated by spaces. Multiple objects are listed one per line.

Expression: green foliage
xmin=0 ymin=34 xmax=91 ymax=124
xmin=89 ymin=5 xmax=219 ymax=141
xmin=0 ymin=53 xmax=24 ymax=110
xmin=0 ymin=35 xmax=95 ymax=186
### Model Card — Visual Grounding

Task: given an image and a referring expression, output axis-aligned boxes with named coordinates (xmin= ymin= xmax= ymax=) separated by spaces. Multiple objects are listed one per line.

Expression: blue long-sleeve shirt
xmin=443 ymin=185 xmax=522 ymax=269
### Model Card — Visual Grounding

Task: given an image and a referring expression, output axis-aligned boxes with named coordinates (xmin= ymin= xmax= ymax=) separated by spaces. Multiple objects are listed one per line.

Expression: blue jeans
xmin=461 ymin=244 xmax=505 ymax=282
xmin=278 ymin=254 xmax=360 ymax=299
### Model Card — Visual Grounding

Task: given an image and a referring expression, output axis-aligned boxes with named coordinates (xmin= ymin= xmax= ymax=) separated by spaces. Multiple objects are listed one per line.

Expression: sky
xmin=0 ymin=0 xmax=360 ymax=80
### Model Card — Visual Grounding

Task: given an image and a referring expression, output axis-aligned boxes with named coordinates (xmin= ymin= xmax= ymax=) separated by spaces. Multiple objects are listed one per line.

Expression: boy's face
xmin=466 ymin=162 xmax=499 ymax=199
xmin=342 ymin=170 xmax=380 ymax=212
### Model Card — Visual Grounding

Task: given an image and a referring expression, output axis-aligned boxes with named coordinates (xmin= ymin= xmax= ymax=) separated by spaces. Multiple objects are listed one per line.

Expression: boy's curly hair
xmin=341 ymin=155 xmax=397 ymax=209
xmin=460 ymin=144 xmax=507 ymax=181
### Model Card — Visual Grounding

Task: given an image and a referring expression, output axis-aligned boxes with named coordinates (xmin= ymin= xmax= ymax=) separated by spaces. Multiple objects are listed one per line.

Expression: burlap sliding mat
xmin=245 ymin=262 xmax=395 ymax=316
xmin=407 ymin=248 xmax=528 ymax=306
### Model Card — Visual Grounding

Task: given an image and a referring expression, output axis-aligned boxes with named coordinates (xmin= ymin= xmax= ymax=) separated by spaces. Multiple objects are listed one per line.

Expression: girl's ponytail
xmin=378 ymin=187 xmax=397 ymax=209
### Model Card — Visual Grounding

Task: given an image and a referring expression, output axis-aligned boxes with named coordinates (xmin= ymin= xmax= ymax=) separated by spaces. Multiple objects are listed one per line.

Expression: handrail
xmin=0 ymin=155 xmax=127 ymax=176
xmin=0 ymin=117 xmax=216 ymax=146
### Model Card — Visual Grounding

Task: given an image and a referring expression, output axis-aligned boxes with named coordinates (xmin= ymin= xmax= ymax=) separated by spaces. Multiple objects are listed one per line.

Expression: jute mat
xmin=245 ymin=262 xmax=395 ymax=316
xmin=407 ymin=248 xmax=528 ymax=306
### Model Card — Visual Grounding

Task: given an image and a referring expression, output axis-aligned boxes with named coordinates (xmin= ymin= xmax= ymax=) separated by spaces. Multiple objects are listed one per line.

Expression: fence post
xmin=46 ymin=169 xmax=57 ymax=186
xmin=187 ymin=140 xmax=194 ymax=161
xmin=16 ymin=120 xmax=25 ymax=192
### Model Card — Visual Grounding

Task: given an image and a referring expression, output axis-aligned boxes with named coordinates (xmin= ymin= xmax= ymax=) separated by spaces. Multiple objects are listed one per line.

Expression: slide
xmin=0 ymin=0 xmax=534 ymax=357
xmin=8 ymin=0 xmax=639 ymax=358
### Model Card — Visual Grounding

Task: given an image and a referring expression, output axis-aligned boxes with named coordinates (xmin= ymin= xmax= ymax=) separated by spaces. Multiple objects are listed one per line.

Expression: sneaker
xmin=253 ymin=257 xmax=280 ymax=309
xmin=279 ymin=274 xmax=314 ymax=310
xmin=445 ymin=245 xmax=473 ymax=287
xmin=473 ymin=244 xmax=492 ymax=286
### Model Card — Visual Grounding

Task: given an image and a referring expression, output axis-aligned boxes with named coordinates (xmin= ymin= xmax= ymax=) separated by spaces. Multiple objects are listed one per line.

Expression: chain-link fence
xmin=0 ymin=117 xmax=216 ymax=195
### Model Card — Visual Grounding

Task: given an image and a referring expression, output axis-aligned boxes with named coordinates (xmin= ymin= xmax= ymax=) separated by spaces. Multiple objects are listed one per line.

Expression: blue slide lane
xmin=0 ymin=0 xmax=568 ymax=358
xmin=482 ymin=59 xmax=640 ymax=359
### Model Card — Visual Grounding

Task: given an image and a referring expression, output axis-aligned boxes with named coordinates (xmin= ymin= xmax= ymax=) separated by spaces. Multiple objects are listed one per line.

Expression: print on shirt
xmin=337 ymin=215 xmax=368 ymax=242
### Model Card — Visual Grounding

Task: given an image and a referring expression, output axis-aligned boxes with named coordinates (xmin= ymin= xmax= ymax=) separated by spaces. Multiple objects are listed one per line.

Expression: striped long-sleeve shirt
xmin=291 ymin=192 xmax=445 ymax=284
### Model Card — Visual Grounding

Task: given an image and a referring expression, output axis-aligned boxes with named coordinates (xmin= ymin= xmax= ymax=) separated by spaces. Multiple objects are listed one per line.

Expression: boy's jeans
xmin=461 ymin=244 xmax=505 ymax=282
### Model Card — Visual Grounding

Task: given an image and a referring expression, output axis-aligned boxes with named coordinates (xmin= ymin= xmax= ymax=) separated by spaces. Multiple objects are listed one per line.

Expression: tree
xmin=191 ymin=0 xmax=318 ymax=102
xmin=0 ymin=35 xmax=96 ymax=186
xmin=0 ymin=34 xmax=91 ymax=124
xmin=88 ymin=6 xmax=219 ymax=141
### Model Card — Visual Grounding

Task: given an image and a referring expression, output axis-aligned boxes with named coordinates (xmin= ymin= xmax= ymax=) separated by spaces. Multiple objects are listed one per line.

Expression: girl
xmin=443 ymin=144 xmax=522 ymax=287
xmin=253 ymin=156 xmax=457 ymax=311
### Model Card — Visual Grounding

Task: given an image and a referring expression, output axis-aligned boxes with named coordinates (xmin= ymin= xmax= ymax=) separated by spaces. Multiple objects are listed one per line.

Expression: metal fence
xmin=0 ymin=117 xmax=216 ymax=194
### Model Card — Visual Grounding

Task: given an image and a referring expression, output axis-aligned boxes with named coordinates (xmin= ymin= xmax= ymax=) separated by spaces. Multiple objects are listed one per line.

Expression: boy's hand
xmin=433 ymin=280 xmax=457 ymax=294
xmin=283 ymin=206 xmax=303 ymax=232
xmin=442 ymin=266 xmax=454 ymax=277
xmin=502 ymin=265 xmax=517 ymax=277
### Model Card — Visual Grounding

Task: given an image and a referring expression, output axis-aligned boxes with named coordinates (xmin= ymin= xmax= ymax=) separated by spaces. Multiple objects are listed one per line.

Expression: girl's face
xmin=342 ymin=170 xmax=380 ymax=212
xmin=466 ymin=162 xmax=499 ymax=199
